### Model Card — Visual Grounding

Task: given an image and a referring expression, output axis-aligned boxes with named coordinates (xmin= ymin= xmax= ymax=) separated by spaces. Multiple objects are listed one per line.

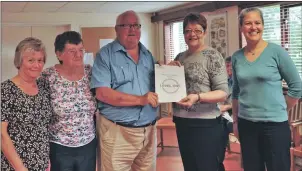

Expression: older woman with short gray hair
xmin=1 ymin=37 xmax=52 ymax=171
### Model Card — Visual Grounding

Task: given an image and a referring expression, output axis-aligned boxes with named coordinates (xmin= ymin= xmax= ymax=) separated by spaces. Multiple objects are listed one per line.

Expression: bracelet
xmin=196 ymin=93 xmax=200 ymax=103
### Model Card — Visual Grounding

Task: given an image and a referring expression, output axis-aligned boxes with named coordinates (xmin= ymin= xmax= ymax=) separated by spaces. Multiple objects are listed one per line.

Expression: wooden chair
xmin=289 ymin=99 xmax=302 ymax=147
xmin=291 ymin=146 xmax=302 ymax=171
xmin=289 ymin=99 xmax=302 ymax=171
xmin=228 ymin=132 xmax=243 ymax=168
xmin=157 ymin=103 xmax=178 ymax=154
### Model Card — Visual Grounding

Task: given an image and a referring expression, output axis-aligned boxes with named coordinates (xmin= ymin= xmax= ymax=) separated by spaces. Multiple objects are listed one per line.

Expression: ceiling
xmin=1 ymin=1 xmax=195 ymax=13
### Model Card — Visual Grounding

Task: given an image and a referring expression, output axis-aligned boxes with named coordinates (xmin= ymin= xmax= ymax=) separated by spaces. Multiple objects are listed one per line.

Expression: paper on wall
xmin=99 ymin=39 xmax=114 ymax=49
xmin=83 ymin=53 xmax=94 ymax=66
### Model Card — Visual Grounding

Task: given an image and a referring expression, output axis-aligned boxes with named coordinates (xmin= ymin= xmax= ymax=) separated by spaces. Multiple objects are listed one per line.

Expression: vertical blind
xmin=164 ymin=23 xmax=174 ymax=63
xmin=164 ymin=3 xmax=302 ymax=78
xmin=164 ymin=21 xmax=187 ymax=63
xmin=242 ymin=4 xmax=302 ymax=78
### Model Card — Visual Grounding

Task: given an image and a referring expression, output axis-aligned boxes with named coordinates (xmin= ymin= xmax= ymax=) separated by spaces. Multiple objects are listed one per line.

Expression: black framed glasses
xmin=116 ymin=24 xmax=142 ymax=29
xmin=184 ymin=29 xmax=204 ymax=35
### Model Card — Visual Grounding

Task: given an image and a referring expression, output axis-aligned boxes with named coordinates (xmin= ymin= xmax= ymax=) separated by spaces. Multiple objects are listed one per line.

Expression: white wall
xmin=2 ymin=26 xmax=30 ymax=82
xmin=2 ymin=12 xmax=157 ymax=56
xmin=1 ymin=25 xmax=70 ymax=81
xmin=2 ymin=12 xmax=158 ymax=82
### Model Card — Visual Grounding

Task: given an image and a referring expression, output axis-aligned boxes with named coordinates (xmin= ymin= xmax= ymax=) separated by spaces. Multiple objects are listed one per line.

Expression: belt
xmin=108 ymin=119 xmax=157 ymax=128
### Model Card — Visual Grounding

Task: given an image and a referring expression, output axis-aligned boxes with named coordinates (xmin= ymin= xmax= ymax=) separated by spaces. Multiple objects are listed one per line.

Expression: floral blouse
xmin=41 ymin=64 xmax=96 ymax=147
xmin=1 ymin=78 xmax=52 ymax=171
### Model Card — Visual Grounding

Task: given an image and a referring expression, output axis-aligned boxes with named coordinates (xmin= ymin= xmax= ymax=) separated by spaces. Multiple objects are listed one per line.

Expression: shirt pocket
xmin=143 ymin=65 xmax=152 ymax=76
xmin=142 ymin=59 xmax=153 ymax=76
xmin=141 ymin=61 xmax=154 ymax=89
xmin=112 ymin=64 xmax=133 ymax=86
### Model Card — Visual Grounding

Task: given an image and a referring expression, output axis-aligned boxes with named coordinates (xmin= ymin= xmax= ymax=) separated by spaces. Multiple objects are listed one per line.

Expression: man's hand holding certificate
xmin=155 ymin=64 xmax=187 ymax=103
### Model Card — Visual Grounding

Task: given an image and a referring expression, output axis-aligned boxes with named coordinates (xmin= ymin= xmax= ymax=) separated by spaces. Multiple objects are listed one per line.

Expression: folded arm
xmin=177 ymin=52 xmax=228 ymax=107
xmin=96 ymin=87 xmax=158 ymax=107
xmin=91 ymin=50 xmax=158 ymax=108
xmin=198 ymin=90 xmax=227 ymax=103
xmin=219 ymin=104 xmax=232 ymax=113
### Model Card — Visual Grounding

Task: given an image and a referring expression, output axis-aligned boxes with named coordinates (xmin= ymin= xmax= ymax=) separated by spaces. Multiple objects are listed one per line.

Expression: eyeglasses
xmin=116 ymin=24 xmax=142 ymax=30
xmin=65 ymin=49 xmax=85 ymax=56
xmin=184 ymin=29 xmax=204 ymax=35
xmin=28 ymin=58 xmax=45 ymax=64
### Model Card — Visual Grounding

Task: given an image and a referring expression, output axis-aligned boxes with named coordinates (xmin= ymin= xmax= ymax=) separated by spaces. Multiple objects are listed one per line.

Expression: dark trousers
xmin=238 ymin=118 xmax=291 ymax=171
xmin=219 ymin=118 xmax=233 ymax=171
xmin=174 ymin=116 xmax=225 ymax=171
xmin=50 ymin=138 xmax=97 ymax=171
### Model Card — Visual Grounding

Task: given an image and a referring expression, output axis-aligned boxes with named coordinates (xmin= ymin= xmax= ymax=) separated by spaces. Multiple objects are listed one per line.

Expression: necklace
xmin=246 ymin=48 xmax=256 ymax=56
xmin=249 ymin=51 xmax=255 ymax=55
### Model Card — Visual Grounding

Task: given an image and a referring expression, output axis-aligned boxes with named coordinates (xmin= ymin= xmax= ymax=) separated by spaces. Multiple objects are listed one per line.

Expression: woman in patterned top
xmin=1 ymin=37 xmax=52 ymax=171
xmin=41 ymin=31 xmax=97 ymax=171
xmin=169 ymin=13 xmax=229 ymax=171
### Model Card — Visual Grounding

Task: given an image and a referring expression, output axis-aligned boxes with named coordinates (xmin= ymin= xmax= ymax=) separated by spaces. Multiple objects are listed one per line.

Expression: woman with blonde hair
xmin=1 ymin=37 xmax=52 ymax=171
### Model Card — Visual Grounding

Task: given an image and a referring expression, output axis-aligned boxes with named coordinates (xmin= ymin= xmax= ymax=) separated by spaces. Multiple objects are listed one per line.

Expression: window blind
xmin=164 ymin=21 xmax=188 ymax=63
xmin=164 ymin=23 xmax=174 ymax=63
xmin=242 ymin=4 xmax=302 ymax=78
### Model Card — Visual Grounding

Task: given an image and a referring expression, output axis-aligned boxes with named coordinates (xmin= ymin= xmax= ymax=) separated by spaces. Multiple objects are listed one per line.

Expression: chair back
xmin=289 ymin=99 xmax=302 ymax=123
xmin=159 ymin=103 xmax=173 ymax=118
xmin=288 ymin=99 xmax=302 ymax=148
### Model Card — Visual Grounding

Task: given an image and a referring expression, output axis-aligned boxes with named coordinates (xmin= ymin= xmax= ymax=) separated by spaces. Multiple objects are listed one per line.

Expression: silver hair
xmin=14 ymin=37 xmax=47 ymax=69
xmin=116 ymin=10 xmax=141 ymax=26
xmin=239 ymin=7 xmax=264 ymax=26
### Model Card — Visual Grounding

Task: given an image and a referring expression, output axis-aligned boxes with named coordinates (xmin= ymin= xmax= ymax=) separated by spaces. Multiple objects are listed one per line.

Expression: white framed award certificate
xmin=155 ymin=64 xmax=187 ymax=103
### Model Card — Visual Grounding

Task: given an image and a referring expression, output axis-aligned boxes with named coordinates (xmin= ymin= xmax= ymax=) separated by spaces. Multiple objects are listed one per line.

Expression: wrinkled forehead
xmin=22 ymin=49 xmax=45 ymax=58
xmin=22 ymin=47 xmax=44 ymax=56
xmin=118 ymin=13 xmax=140 ymax=24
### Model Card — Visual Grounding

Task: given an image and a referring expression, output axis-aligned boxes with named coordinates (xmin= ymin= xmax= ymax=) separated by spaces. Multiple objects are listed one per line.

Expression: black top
xmin=1 ymin=78 xmax=52 ymax=171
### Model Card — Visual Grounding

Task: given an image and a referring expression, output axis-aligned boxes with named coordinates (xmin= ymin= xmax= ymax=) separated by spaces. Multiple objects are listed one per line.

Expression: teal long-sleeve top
xmin=232 ymin=42 xmax=302 ymax=122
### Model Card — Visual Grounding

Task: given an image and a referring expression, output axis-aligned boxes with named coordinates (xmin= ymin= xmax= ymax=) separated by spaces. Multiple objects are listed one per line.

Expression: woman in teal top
xmin=232 ymin=7 xmax=302 ymax=171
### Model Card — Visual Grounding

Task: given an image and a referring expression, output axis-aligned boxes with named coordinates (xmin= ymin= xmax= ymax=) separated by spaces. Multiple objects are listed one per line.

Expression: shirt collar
xmin=112 ymin=39 xmax=149 ymax=55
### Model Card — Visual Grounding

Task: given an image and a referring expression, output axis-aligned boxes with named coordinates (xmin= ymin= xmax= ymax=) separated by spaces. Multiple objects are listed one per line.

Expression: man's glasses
xmin=116 ymin=24 xmax=142 ymax=30
xmin=184 ymin=29 xmax=204 ymax=35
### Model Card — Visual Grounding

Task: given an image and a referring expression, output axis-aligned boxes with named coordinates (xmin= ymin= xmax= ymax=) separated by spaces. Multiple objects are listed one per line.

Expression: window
xmin=241 ymin=4 xmax=302 ymax=78
xmin=164 ymin=21 xmax=188 ymax=63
